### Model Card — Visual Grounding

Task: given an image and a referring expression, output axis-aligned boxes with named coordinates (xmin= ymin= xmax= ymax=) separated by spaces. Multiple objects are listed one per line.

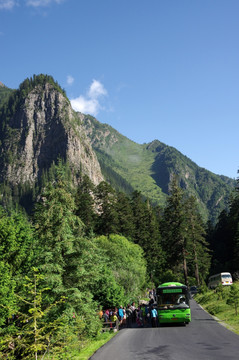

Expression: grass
xmin=76 ymin=331 xmax=116 ymax=360
xmin=43 ymin=331 xmax=116 ymax=360
xmin=195 ymin=282 xmax=239 ymax=335
xmin=103 ymin=138 xmax=166 ymax=204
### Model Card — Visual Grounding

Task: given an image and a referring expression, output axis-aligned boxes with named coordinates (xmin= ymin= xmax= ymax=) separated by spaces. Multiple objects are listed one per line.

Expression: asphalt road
xmin=90 ymin=300 xmax=239 ymax=360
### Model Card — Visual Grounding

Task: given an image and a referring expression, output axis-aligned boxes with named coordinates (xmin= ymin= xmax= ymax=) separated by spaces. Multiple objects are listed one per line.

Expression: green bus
xmin=156 ymin=282 xmax=191 ymax=325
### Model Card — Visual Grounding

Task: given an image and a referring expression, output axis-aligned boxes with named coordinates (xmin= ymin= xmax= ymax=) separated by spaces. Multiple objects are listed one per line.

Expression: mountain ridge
xmin=80 ymin=115 xmax=235 ymax=222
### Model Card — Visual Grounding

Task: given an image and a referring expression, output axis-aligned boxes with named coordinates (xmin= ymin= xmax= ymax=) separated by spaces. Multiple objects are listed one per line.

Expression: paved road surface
xmin=91 ymin=300 xmax=239 ymax=360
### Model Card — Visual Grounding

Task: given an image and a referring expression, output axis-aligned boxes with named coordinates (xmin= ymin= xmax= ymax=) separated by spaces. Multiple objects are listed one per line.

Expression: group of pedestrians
xmin=99 ymin=299 xmax=159 ymax=329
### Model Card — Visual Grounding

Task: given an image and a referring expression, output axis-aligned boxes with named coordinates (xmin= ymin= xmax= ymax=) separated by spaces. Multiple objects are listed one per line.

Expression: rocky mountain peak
xmin=0 ymin=76 xmax=104 ymax=186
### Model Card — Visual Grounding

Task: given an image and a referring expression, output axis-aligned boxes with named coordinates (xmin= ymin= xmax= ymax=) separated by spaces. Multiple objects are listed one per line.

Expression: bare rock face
xmin=0 ymin=83 xmax=104 ymax=186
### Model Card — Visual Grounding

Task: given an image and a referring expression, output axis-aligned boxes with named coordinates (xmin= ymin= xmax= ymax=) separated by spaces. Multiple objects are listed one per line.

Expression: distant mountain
xmin=0 ymin=75 xmax=235 ymax=222
xmin=0 ymin=75 xmax=103 ymax=187
xmin=81 ymin=115 xmax=236 ymax=222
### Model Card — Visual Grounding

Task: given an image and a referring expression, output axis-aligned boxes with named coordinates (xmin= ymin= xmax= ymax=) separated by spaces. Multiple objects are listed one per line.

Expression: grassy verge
xmin=76 ymin=331 xmax=116 ymax=360
xmin=194 ymin=282 xmax=239 ymax=335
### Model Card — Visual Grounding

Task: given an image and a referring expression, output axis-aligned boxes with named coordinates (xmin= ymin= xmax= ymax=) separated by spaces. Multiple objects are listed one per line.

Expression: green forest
xmin=0 ymin=158 xmax=238 ymax=359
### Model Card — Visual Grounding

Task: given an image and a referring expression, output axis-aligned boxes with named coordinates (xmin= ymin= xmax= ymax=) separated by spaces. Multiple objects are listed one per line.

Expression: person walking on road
xmin=151 ymin=306 xmax=158 ymax=327
xmin=118 ymin=306 xmax=124 ymax=326
xmin=126 ymin=305 xmax=132 ymax=328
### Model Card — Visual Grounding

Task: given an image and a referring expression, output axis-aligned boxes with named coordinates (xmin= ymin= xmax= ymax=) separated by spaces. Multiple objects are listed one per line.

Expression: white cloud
xmin=66 ymin=75 xmax=74 ymax=86
xmin=70 ymin=80 xmax=108 ymax=116
xmin=88 ymin=79 xmax=107 ymax=99
xmin=25 ymin=0 xmax=64 ymax=7
xmin=0 ymin=0 xmax=16 ymax=9
xmin=71 ymin=96 xmax=99 ymax=115
xmin=0 ymin=0 xmax=64 ymax=9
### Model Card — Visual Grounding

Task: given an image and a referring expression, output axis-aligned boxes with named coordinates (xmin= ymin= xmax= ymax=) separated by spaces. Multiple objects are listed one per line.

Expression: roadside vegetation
xmin=195 ymin=282 xmax=239 ymax=334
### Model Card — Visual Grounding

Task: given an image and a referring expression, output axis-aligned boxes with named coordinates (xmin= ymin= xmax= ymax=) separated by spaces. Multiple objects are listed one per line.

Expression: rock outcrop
xmin=0 ymin=81 xmax=104 ymax=186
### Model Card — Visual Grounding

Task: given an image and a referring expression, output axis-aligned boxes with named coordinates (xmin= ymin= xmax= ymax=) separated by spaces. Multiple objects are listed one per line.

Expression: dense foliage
xmin=0 ymin=84 xmax=13 ymax=107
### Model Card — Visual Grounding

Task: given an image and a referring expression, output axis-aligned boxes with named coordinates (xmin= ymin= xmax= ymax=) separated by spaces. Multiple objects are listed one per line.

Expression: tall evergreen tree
xmin=130 ymin=192 xmax=165 ymax=283
xmin=161 ymin=176 xmax=189 ymax=286
xmin=95 ymin=181 xmax=119 ymax=235
xmin=229 ymin=175 xmax=239 ymax=273
xmin=33 ymin=160 xmax=103 ymax=339
xmin=184 ymin=196 xmax=211 ymax=286
xmin=33 ymin=160 xmax=85 ymax=296
xmin=115 ymin=192 xmax=135 ymax=239
xmin=130 ymin=191 xmax=149 ymax=246
xmin=75 ymin=175 xmax=96 ymax=235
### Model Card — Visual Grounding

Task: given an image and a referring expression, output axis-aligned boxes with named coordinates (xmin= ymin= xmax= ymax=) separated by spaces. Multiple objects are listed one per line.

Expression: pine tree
xmin=33 ymin=161 xmax=103 ymax=341
xmin=34 ymin=161 xmax=85 ymax=296
xmin=130 ymin=191 xmax=149 ymax=246
xmin=95 ymin=181 xmax=119 ymax=235
xmin=115 ymin=192 xmax=135 ymax=239
xmin=143 ymin=203 xmax=165 ymax=283
xmin=229 ymin=177 xmax=239 ymax=272
xmin=75 ymin=175 xmax=96 ymax=235
xmin=130 ymin=192 xmax=165 ymax=283
xmin=161 ymin=175 xmax=189 ymax=286
xmin=184 ymin=196 xmax=211 ymax=286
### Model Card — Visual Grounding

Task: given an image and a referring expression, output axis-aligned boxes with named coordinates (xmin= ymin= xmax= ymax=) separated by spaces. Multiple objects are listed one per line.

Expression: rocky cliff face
xmin=0 ymin=82 xmax=104 ymax=186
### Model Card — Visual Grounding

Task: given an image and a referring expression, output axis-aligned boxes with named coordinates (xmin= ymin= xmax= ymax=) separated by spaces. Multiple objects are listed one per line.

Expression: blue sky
xmin=1 ymin=0 xmax=238 ymax=178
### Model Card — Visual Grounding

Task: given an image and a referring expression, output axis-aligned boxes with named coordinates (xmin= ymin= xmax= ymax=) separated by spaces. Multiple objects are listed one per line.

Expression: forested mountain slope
xmin=81 ymin=115 xmax=235 ymax=222
xmin=0 ymin=82 xmax=13 ymax=104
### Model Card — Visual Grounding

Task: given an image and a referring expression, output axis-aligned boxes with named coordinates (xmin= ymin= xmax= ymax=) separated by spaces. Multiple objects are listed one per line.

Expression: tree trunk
xmin=183 ymin=248 xmax=189 ymax=287
xmin=193 ymin=242 xmax=200 ymax=286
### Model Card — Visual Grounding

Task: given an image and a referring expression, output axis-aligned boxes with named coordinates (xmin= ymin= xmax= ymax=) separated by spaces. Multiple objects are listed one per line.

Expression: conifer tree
xmin=130 ymin=191 xmax=149 ymax=246
xmin=75 ymin=175 xmax=96 ymax=235
xmin=184 ymin=196 xmax=210 ymax=286
xmin=95 ymin=181 xmax=119 ymax=235
xmin=161 ymin=175 xmax=189 ymax=286
xmin=130 ymin=192 xmax=165 ymax=282
xmin=209 ymin=174 xmax=239 ymax=275
xmin=115 ymin=192 xmax=135 ymax=239
xmin=33 ymin=161 xmax=102 ymax=340
xmin=229 ymin=177 xmax=239 ymax=272
xmin=143 ymin=202 xmax=165 ymax=283
xmin=34 ymin=160 xmax=85 ymax=296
